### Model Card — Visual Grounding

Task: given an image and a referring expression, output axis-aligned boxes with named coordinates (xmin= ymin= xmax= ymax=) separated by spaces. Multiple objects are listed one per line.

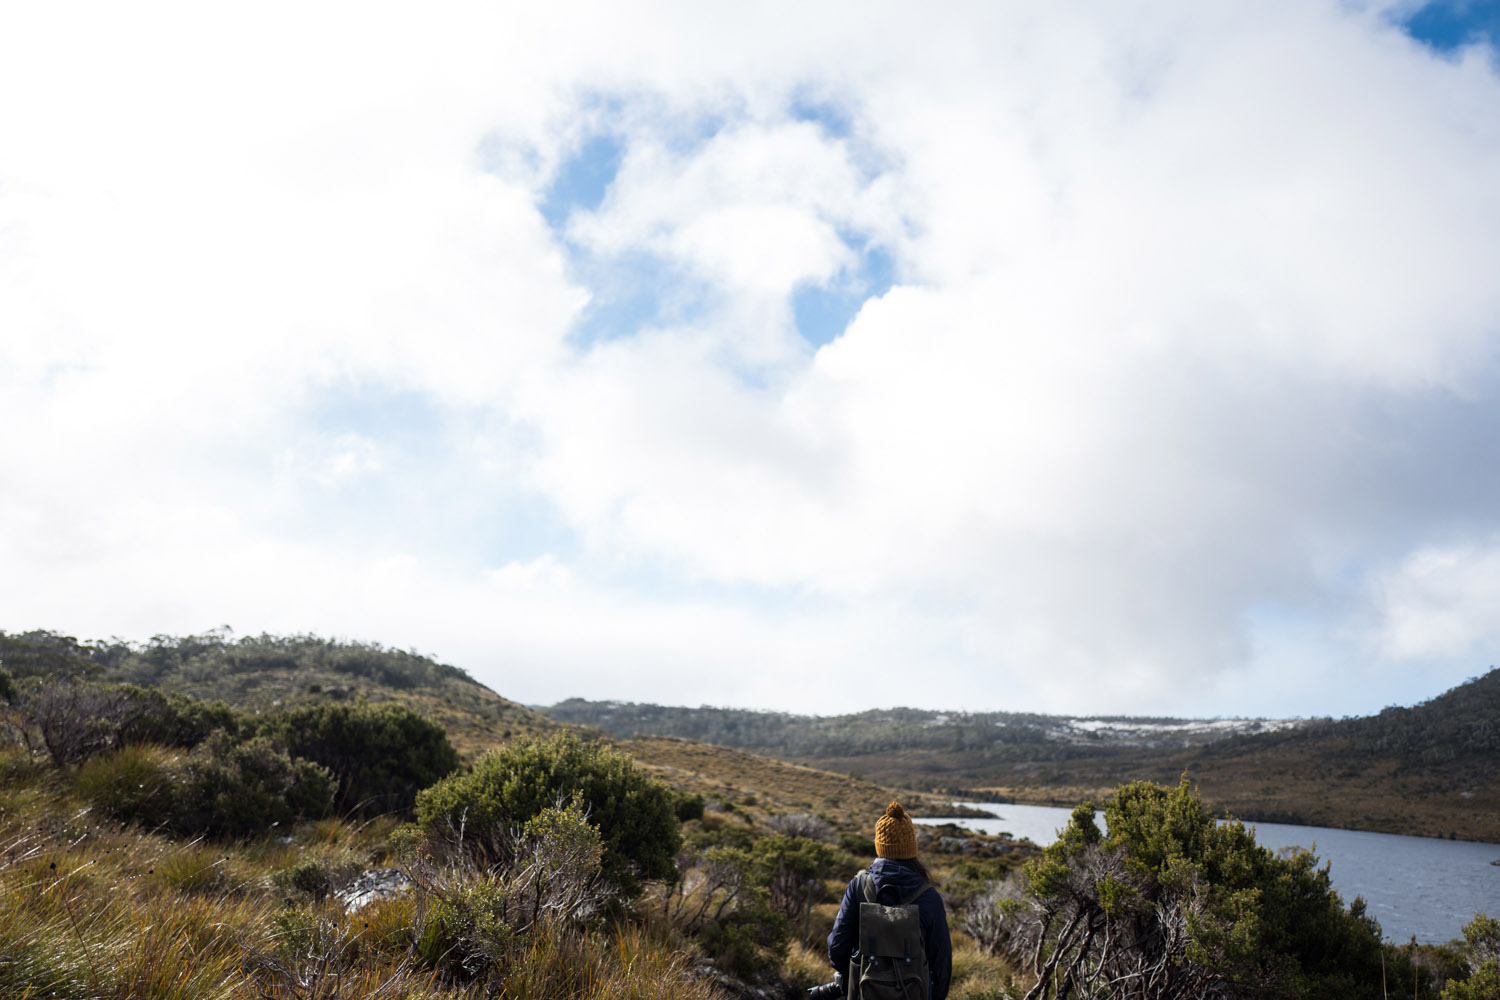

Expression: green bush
xmin=664 ymin=842 xmax=794 ymax=981
xmin=686 ymin=817 xmax=757 ymax=851
xmin=0 ymin=664 xmax=14 ymax=703
xmin=113 ymin=684 xmax=241 ymax=748
xmin=1010 ymin=777 xmax=1388 ymax=1000
xmin=750 ymin=834 xmax=850 ymax=924
xmin=1444 ymin=913 xmax=1500 ymax=1000
xmin=415 ymin=732 xmax=680 ymax=893
xmin=673 ymin=790 xmax=706 ymax=823
xmin=75 ymin=735 xmax=334 ymax=839
xmin=260 ymin=702 xmax=459 ymax=816
xmin=172 ymin=733 xmax=334 ymax=838
xmin=415 ymin=876 xmax=516 ymax=979
xmin=697 ymin=892 xmax=790 ymax=981
xmin=837 ymin=832 xmax=875 ymax=857
xmin=272 ymin=858 xmax=338 ymax=900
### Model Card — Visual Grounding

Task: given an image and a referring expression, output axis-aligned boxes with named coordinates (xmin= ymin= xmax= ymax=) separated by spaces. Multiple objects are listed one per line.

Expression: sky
xmin=4 ymin=1 xmax=1500 ymax=719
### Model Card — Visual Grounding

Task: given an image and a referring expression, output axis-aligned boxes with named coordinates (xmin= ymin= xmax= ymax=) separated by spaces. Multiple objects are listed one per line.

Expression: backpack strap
xmin=899 ymin=880 xmax=936 ymax=906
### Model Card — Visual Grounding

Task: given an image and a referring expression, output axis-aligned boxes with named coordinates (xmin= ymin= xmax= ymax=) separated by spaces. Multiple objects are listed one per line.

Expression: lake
xmin=918 ymin=802 xmax=1500 ymax=944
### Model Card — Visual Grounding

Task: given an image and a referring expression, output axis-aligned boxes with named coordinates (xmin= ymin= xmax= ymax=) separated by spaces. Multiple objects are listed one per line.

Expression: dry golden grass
xmin=0 ymin=746 xmax=726 ymax=1000
xmin=620 ymin=735 xmax=988 ymax=832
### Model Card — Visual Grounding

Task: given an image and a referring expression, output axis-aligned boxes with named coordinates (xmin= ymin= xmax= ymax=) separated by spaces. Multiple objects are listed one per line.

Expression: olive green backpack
xmin=847 ymin=870 xmax=933 ymax=1000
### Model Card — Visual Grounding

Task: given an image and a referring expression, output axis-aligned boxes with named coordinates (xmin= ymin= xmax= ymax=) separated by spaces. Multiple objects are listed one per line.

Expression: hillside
xmin=0 ymin=629 xmax=557 ymax=757
xmin=1024 ymin=668 xmax=1500 ymax=841
xmin=0 ymin=629 xmax=981 ymax=828
xmin=544 ymin=670 xmax=1500 ymax=842
xmin=620 ymin=735 xmax=1001 ymax=835
xmin=539 ymin=699 xmax=1306 ymax=798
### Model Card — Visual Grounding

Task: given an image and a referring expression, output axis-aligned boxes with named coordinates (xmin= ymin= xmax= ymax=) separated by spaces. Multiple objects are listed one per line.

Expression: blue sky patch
xmin=1398 ymin=1 xmax=1500 ymax=52
xmin=540 ymin=133 xmax=625 ymax=229
xmin=793 ymin=244 xmax=896 ymax=348
xmin=566 ymin=250 xmax=709 ymax=348
xmin=790 ymin=95 xmax=854 ymax=139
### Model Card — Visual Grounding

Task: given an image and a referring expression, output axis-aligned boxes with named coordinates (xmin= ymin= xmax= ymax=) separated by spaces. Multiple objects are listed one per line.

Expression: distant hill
xmin=1078 ymin=668 xmax=1500 ymax=842
xmin=0 ymin=629 xmax=556 ymax=756
xmin=541 ymin=700 xmax=1299 ymax=764
xmin=539 ymin=699 xmax=1304 ymax=786
xmin=543 ymin=670 xmax=1500 ymax=842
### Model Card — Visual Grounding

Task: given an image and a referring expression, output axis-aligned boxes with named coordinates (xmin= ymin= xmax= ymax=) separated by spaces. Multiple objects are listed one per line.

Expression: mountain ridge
xmin=542 ymin=669 xmax=1500 ymax=842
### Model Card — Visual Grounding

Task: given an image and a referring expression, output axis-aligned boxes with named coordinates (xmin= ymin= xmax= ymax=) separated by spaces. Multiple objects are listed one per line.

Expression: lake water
xmin=918 ymin=802 xmax=1500 ymax=944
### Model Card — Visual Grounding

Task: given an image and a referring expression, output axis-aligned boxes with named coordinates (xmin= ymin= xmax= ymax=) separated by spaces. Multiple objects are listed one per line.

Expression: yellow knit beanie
xmin=874 ymin=801 xmax=918 ymax=860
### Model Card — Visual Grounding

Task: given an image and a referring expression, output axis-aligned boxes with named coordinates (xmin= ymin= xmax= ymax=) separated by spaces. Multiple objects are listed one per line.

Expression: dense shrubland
xmin=957 ymin=776 xmax=1491 ymax=1000
xmin=0 ymin=660 xmax=1034 ymax=998
xmin=0 ymin=663 xmax=460 ymax=835
xmin=0 ymin=681 xmax=719 ymax=998
xmin=0 ymin=628 xmax=552 ymax=758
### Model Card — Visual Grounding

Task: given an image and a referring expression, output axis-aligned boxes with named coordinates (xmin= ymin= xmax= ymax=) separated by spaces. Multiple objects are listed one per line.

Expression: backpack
xmin=847 ymin=870 xmax=933 ymax=1000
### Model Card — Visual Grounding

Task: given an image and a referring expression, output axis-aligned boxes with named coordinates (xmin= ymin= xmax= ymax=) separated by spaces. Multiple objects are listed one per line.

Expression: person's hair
xmin=900 ymin=855 xmax=933 ymax=884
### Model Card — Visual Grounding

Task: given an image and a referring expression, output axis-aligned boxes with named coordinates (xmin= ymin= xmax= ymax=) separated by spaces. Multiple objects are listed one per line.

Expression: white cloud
xmin=1369 ymin=539 xmax=1500 ymax=662
xmin=4 ymin=1 xmax=1500 ymax=716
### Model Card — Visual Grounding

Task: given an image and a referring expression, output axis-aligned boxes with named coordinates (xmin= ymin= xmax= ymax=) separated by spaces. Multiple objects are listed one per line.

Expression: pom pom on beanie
xmin=874 ymin=801 xmax=918 ymax=860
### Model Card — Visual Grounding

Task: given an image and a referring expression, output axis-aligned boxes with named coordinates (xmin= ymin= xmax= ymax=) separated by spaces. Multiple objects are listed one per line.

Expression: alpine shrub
xmin=751 ymin=834 xmax=849 ymax=924
xmin=113 ymin=684 xmax=242 ymax=748
xmin=1444 ymin=913 xmax=1500 ymax=1000
xmin=415 ymin=732 xmax=679 ymax=893
xmin=411 ymin=802 xmax=612 ymax=981
xmin=261 ymin=702 xmax=459 ymax=816
xmin=171 ymin=733 xmax=334 ymax=838
xmin=23 ymin=681 xmax=131 ymax=764
xmin=1002 ymin=777 xmax=1388 ymax=1000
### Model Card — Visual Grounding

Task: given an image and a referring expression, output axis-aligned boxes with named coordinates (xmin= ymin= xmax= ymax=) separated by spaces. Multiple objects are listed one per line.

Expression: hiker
xmin=825 ymin=802 xmax=952 ymax=1000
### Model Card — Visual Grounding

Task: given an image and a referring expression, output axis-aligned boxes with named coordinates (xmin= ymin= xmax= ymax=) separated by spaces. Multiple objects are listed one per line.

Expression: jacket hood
xmin=867 ymin=857 xmax=927 ymax=903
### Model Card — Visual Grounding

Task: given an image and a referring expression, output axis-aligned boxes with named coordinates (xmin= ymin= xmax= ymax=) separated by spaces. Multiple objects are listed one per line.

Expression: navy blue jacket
xmin=827 ymin=858 xmax=952 ymax=1000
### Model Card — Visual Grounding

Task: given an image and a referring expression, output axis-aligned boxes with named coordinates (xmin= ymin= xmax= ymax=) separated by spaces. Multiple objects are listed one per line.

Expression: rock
xmin=335 ymin=868 xmax=413 ymax=911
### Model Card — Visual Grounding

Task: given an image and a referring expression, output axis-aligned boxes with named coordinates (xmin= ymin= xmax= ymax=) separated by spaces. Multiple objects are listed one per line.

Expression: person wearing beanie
xmin=826 ymin=802 xmax=952 ymax=999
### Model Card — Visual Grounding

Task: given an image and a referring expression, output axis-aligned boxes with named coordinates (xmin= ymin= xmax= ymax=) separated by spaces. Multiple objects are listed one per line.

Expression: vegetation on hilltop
xmin=0 ymin=628 xmax=556 ymax=756
xmin=544 ymin=700 xmax=1252 ymax=763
